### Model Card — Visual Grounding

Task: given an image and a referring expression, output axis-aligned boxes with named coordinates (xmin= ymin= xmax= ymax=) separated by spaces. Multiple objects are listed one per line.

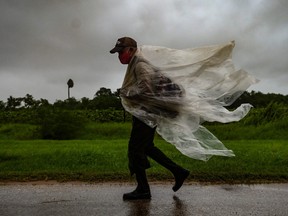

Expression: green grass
xmin=1 ymin=120 xmax=287 ymax=183
xmin=78 ymin=122 xmax=132 ymax=139
xmin=0 ymin=139 xmax=287 ymax=183
xmin=0 ymin=124 xmax=40 ymax=140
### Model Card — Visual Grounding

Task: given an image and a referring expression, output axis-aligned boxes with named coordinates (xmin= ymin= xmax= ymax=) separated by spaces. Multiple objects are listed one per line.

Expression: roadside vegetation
xmin=0 ymin=89 xmax=287 ymax=183
xmin=0 ymin=139 xmax=287 ymax=183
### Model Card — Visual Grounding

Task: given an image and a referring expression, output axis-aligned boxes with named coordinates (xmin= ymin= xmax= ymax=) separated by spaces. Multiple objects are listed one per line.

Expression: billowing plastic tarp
xmin=120 ymin=41 xmax=258 ymax=161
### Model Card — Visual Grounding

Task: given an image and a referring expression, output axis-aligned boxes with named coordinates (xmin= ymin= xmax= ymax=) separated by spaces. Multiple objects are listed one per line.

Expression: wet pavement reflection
xmin=172 ymin=195 xmax=187 ymax=216
xmin=125 ymin=195 xmax=187 ymax=216
xmin=126 ymin=199 xmax=151 ymax=216
xmin=1 ymin=182 xmax=288 ymax=216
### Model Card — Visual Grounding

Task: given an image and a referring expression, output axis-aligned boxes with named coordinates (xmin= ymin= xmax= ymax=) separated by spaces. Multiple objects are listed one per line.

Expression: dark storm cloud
xmin=0 ymin=0 xmax=287 ymax=102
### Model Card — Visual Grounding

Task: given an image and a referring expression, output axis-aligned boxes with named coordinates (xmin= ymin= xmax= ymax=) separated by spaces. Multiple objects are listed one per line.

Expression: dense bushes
xmin=3 ymin=102 xmax=286 ymax=125
xmin=242 ymin=102 xmax=288 ymax=126
xmin=36 ymin=108 xmax=87 ymax=140
xmin=0 ymin=109 xmax=38 ymax=124
xmin=0 ymin=108 xmax=132 ymax=140
xmin=0 ymin=102 xmax=287 ymax=140
xmin=204 ymin=102 xmax=288 ymax=140
xmin=75 ymin=109 xmax=131 ymax=123
xmin=0 ymin=109 xmax=131 ymax=124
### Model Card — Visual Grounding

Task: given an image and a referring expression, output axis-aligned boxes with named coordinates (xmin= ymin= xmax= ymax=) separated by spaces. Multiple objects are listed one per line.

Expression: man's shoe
xmin=172 ymin=169 xmax=190 ymax=192
xmin=123 ymin=189 xmax=151 ymax=200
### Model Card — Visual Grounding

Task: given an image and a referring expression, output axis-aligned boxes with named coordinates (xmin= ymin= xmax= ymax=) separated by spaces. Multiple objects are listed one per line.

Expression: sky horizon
xmin=1 ymin=0 xmax=287 ymax=103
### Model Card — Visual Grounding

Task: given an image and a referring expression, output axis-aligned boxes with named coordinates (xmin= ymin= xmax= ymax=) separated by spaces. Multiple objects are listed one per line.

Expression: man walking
xmin=110 ymin=37 xmax=189 ymax=200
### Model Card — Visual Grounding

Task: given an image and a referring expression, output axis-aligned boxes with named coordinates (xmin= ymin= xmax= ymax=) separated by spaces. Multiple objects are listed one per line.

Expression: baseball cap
xmin=110 ymin=37 xmax=137 ymax=54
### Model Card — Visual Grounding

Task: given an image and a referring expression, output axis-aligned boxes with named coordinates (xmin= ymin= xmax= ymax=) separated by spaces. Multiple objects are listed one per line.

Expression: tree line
xmin=0 ymin=87 xmax=122 ymax=111
xmin=0 ymin=88 xmax=287 ymax=140
xmin=228 ymin=91 xmax=288 ymax=109
xmin=0 ymin=88 xmax=287 ymax=111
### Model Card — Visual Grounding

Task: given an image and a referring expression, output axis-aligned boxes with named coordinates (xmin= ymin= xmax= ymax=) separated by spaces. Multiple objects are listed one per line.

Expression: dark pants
xmin=128 ymin=116 xmax=183 ymax=176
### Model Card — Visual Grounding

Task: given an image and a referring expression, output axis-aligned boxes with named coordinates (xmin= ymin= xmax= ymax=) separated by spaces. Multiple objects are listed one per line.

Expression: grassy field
xmin=1 ymin=103 xmax=287 ymax=183
xmin=0 ymin=138 xmax=287 ymax=183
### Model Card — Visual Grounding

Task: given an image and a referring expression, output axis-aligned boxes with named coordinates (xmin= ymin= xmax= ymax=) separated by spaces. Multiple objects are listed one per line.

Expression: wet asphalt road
xmin=0 ymin=182 xmax=288 ymax=216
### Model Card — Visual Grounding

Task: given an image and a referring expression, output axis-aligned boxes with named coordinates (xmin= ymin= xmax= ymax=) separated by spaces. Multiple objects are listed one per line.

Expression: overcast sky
xmin=0 ymin=0 xmax=287 ymax=102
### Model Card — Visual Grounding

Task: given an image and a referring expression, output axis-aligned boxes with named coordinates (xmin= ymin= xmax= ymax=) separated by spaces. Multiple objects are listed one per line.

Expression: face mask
xmin=118 ymin=49 xmax=132 ymax=64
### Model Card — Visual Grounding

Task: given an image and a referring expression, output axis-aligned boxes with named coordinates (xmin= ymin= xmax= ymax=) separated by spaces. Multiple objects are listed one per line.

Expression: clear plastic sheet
xmin=120 ymin=41 xmax=258 ymax=161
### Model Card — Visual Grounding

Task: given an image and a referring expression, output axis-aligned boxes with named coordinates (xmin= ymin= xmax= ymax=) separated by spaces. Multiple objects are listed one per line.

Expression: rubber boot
xmin=147 ymin=146 xmax=189 ymax=192
xmin=123 ymin=170 xmax=151 ymax=200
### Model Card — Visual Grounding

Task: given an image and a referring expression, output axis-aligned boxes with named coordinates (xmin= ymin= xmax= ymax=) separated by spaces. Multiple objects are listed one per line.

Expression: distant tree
xmin=95 ymin=87 xmax=113 ymax=97
xmin=39 ymin=98 xmax=50 ymax=107
xmin=80 ymin=97 xmax=90 ymax=109
xmin=113 ymin=88 xmax=121 ymax=97
xmin=23 ymin=94 xmax=36 ymax=108
xmin=53 ymin=99 xmax=65 ymax=108
xmin=53 ymin=97 xmax=80 ymax=110
xmin=6 ymin=96 xmax=22 ymax=110
xmin=0 ymin=101 xmax=5 ymax=110
xmin=64 ymin=97 xmax=80 ymax=109
xmin=91 ymin=87 xmax=121 ymax=110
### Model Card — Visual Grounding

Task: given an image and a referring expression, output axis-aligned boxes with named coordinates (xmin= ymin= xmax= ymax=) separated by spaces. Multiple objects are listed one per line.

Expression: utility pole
xmin=67 ymin=79 xmax=74 ymax=99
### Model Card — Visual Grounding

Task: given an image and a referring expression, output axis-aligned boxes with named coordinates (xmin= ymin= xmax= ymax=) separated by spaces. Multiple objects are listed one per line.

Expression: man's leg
xmin=146 ymin=146 xmax=190 ymax=192
xmin=127 ymin=117 xmax=155 ymax=174
xmin=123 ymin=117 xmax=155 ymax=200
